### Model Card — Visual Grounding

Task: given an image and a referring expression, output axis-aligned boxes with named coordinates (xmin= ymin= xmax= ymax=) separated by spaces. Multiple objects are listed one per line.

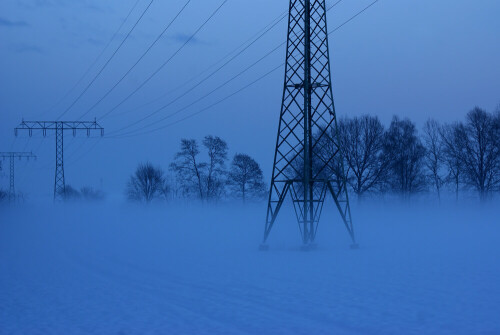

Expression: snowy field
xmin=1 ymin=201 xmax=499 ymax=334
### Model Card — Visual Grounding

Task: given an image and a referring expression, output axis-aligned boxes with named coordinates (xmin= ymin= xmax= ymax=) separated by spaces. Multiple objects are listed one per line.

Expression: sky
xmin=0 ymin=0 xmax=499 ymax=199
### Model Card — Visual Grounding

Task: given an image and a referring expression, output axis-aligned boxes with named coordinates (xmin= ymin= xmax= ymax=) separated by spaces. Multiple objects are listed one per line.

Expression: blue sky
xmin=0 ymin=0 xmax=499 ymax=198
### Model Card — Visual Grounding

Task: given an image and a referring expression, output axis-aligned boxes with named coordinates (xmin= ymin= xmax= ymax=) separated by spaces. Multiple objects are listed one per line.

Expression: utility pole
xmin=0 ymin=152 xmax=36 ymax=202
xmin=262 ymin=0 xmax=357 ymax=249
xmin=15 ymin=120 xmax=104 ymax=201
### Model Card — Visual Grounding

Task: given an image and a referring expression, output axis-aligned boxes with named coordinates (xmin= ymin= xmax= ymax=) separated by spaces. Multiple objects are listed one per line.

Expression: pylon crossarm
xmin=0 ymin=152 xmax=37 ymax=159
xmin=16 ymin=120 xmax=104 ymax=131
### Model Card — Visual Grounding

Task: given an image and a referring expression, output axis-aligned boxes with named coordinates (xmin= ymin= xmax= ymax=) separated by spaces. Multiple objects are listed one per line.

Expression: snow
xmin=1 ymin=201 xmax=499 ymax=334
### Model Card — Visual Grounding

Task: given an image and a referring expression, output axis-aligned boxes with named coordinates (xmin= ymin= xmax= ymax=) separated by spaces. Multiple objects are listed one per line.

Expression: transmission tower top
xmin=14 ymin=119 xmax=104 ymax=201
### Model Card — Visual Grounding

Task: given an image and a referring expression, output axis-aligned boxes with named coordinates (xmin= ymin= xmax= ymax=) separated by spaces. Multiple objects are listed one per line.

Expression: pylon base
xmin=259 ymin=244 xmax=269 ymax=251
xmin=350 ymin=243 xmax=359 ymax=249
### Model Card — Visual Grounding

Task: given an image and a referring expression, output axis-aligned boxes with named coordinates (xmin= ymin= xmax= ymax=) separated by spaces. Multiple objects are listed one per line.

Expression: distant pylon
xmin=0 ymin=152 xmax=36 ymax=202
xmin=15 ymin=120 xmax=104 ymax=201
xmin=262 ymin=0 xmax=356 ymax=248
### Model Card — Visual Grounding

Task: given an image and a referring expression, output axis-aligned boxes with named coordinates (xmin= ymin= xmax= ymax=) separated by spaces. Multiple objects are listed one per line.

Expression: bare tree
xmin=440 ymin=123 xmax=463 ymax=200
xmin=203 ymin=135 xmax=228 ymax=200
xmin=127 ymin=162 xmax=166 ymax=203
xmin=228 ymin=154 xmax=266 ymax=202
xmin=170 ymin=139 xmax=206 ymax=200
xmin=455 ymin=107 xmax=500 ymax=201
xmin=423 ymin=119 xmax=444 ymax=202
xmin=383 ymin=116 xmax=427 ymax=197
xmin=339 ymin=115 xmax=389 ymax=199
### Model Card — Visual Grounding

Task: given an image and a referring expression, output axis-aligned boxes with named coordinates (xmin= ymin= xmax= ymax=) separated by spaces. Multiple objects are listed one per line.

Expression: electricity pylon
xmin=15 ymin=120 xmax=104 ymax=201
xmin=0 ymin=152 xmax=36 ymax=202
xmin=262 ymin=0 xmax=356 ymax=248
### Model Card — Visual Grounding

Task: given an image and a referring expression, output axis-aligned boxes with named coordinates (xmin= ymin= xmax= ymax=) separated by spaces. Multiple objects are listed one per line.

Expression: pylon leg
xmin=326 ymin=181 xmax=357 ymax=247
xmin=262 ymin=181 xmax=291 ymax=247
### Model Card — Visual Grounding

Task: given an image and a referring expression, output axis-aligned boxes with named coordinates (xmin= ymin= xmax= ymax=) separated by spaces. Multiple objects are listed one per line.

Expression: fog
xmin=1 ymin=0 xmax=500 ymax=333
xmin=1 ymin=200 xmax=499 ymax=333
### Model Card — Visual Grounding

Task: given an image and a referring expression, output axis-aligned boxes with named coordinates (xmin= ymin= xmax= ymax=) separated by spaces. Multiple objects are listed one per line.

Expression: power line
xmin=101 ymin=7 xmax=289 ymax=121
xmin=112 ymin=63 xmax=284 ymax=139
xmin=104 ymin=0 xmax=344 ymax=126
xmin=65 ymin=138 xmax=102 ymax=166
xmin=56 ymin=0 xmax=155 ymax=120
xmin=40 ymin=0 xmax=141 ymax=120
xmin=106 ymin=0 xmax=342 ymax=134
xmin=330 ymin=0 xmax=379 ymax=34
xmin=78 ymin=0 xmax=192 ymax=120
xmin=97 ymin=0 xmax=229 ymax=120
xmin=110 ymin=0 xmax=380 ymax=138
xmin=109 ymin=0 xmax=352 ymax=137
xmin=110 ymin=42 xmax=284 ymax=136
xmin=64 ymin=138 xmax=88 ymax=162
xmin=107 ymin=13 xmax=289 ymax=134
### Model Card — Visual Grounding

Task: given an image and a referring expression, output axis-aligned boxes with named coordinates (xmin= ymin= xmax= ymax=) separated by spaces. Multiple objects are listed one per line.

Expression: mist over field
xmin=1 ymin=0 xmax=500 ymax=333
xmin=1 ymin=200 xmax=499 ymax=334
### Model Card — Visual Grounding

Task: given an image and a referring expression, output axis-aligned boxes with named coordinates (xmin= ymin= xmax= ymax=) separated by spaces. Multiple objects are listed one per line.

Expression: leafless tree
xmin=228 ymin=153 xmax=266 ymax=202
xmin=383 ymin=116 xmax=427 ymax=197
xmin=455 ymin=107 xmax=500 ymax=201
xmin=423 ymin=119 xmax=444 ymax=202
xmin=339 ymin=115 xmax=389 ymax=199
xmin=127 ymin=163 xmax=167 ymax=203
xmin=439 ymin=123 xmax=463 ymax=200
xmin=170 ymin=139 xmax=206 ymax=199
xmin=203 ymin=135 xmax=228 ymax=200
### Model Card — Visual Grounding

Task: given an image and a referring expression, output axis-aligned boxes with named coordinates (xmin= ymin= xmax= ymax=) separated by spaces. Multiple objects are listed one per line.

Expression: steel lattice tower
xmin=262 ymin=0 xmax=356 ymax=248
xmin=15 ymin=120 xmax=104 ymax=201
xmin=0 ymin=152 xmax=36 ymax=202
xmin=55 ymin=122 xmax=65 ymax=201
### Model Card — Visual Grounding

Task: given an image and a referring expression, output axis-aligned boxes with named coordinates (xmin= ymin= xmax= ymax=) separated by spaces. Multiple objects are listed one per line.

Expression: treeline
xmin=127 ymin=106 xmax=500 ymax=204
xmin=127 ymin=135 xmax=266 ymax=203
xmin=337 ymin=106 xmax=500 ymax=201
xmin=64 ymin=185 xmax=106 ymax=202
xmin=3 ymin=106 xmax=498 ymax=204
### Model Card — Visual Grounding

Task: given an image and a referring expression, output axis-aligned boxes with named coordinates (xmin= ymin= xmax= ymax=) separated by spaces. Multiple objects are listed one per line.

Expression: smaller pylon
xmin=15 ymin=119 xmax=104 ymax=201
xmin=0 ymin=152 xmax=37 ymax=202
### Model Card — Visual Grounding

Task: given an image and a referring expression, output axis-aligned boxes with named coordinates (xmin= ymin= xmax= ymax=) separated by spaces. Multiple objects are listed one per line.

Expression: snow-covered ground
xmin=1 ymin=201 xmax=499 ymax=334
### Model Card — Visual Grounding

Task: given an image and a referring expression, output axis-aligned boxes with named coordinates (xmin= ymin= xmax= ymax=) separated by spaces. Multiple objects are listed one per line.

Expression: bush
xmin=64 ymin=185 xmax=81 ymax=201
xmin=80 ymin=187 xmax=105 ymax=202
xmin=0 ymin=188 xmax=8 ymax=203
